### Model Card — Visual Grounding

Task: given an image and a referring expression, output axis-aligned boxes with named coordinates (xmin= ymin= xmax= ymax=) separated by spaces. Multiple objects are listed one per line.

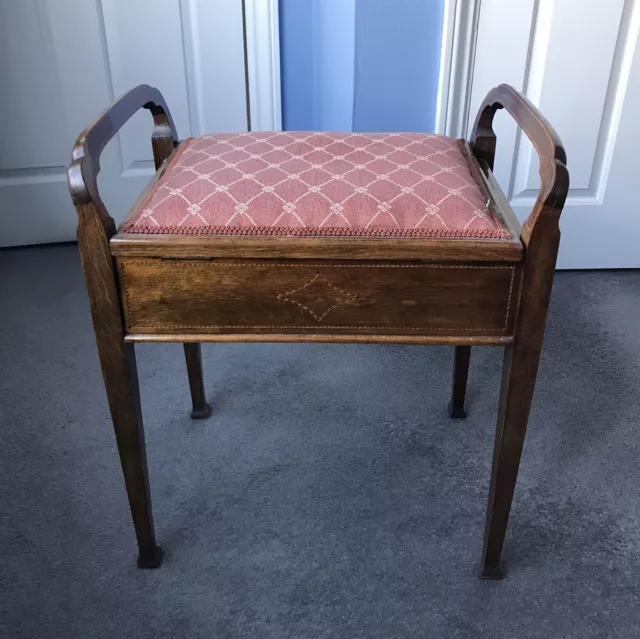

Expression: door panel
xmin=470 ymin=0 xmax=640 ymax=268
xmin=0 ymin=0 xmax=247 ymax=247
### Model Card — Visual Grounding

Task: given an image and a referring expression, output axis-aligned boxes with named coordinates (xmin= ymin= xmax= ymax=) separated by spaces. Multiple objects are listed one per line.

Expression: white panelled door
xmin=470 ymin=0 xmax=640 ymax=268
xmin=0 ymin=0 xmax=248 ymax=247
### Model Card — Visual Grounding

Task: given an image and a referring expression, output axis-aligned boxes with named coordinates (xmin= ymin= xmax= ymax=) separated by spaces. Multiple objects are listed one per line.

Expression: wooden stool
xmin=67 ymin=84 xmax=568 ymax=577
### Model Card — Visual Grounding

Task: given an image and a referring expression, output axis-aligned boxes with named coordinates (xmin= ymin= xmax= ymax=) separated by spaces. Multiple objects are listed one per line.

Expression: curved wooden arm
xmin=470 ymin=84 xmax=569 ymax=242
xmin=67 ymin=84 xmax=178 ymax=228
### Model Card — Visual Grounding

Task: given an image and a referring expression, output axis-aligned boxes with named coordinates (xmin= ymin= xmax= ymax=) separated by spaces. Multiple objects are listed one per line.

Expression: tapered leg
xmin=480 ymin=341 xmax=542 ymax=579
xmin=76 ymin=207 xmax=161 ymax=569
xmin=105 ymin=343 xmax=162 ymax=568
xmin=184 ymin=343 xmax=211 ymax=419
xmin=480 ymin=221 xmax=561 ymax=579
xmin=448 ymin=346 xmax=471 ymax=418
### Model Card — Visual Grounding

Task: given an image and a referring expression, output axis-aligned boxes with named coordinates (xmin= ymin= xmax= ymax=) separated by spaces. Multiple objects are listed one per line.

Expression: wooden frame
xmin=68 ymin=83 xmax=568 ymax=578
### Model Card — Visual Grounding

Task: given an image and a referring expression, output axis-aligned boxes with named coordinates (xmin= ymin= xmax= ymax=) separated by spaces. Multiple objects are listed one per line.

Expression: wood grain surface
xmin=117 ymin=258 xmax=521 ymax=337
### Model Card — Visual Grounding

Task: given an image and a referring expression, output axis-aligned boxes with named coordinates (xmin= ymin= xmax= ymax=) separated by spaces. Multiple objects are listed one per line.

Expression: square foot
xmin=137 ymin=545 xmax=163 ymax=569
xmin=190 ymin=403 xmax=212 ymax=420
xmin=448 ymin=401 xmax=469 ymax=419
xmin=479 ymin=562 xmax=505 ymax=580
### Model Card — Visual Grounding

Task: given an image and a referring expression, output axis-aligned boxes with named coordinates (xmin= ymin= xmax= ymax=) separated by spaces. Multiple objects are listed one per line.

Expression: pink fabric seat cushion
xmin=123 ymin=132 xmax=510 ymax=239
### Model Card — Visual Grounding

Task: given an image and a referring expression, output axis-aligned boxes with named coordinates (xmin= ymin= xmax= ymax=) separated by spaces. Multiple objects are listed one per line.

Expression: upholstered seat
xmin=123 ymin=132 xmax=510 ymax=239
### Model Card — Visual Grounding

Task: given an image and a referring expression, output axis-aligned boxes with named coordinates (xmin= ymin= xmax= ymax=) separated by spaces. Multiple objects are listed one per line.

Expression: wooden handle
xmin=67 ymin=85 xmax=178 ymax=215
xmin=470 ymin=84 xmax=569 ymax=242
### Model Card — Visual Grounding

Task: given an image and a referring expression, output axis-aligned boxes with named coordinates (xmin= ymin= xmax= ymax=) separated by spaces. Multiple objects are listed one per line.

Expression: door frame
xmin=255 ymin=0 xmax=477 ymax=136
xmin=435 ymin=0 xmax=481 ymax=138
xmin=244 ymin=0 xmax=282 ymax=131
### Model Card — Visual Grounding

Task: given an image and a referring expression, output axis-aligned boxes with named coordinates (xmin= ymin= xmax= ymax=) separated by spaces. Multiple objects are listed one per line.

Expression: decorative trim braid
xmin=125 ymin=225 xmax=509 ymax=239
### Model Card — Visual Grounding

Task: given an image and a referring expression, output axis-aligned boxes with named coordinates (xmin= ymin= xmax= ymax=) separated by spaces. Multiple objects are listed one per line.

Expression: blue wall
xmin=314 ymin=0 xmax=356 ymax=131
xmin=353 ymin=0 xmax=444 ymax=132
xmin=279 ymin=0 xmax=315 ymax=130
xmin=279 ymin=0 xmax=444 ymax=132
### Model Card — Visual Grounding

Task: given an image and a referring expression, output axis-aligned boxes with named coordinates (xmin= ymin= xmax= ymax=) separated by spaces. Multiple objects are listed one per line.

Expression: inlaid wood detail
xmin=276 ymin=272 xmax=360 ymax=322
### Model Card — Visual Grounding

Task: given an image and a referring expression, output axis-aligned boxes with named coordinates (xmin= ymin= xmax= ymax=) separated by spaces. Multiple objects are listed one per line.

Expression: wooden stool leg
xmin=480 ymin=341 xmax=541 ymax=579
xmin=184 ymin=343 xmax=212 ymax=419
xmin=480 ymin=221 xmax=561 ymax=579
xmin=76 ymin=207 xmax=161 ymax=569
xmin=69 ymin=87 xmax=183 ymax=570
xmin=448 ymin=345 xmax=471 ymax=418
xmin=470 ymin=84 xmax=568 ymax=577
xmin=103 ymin=342 xmax=162 ymax=569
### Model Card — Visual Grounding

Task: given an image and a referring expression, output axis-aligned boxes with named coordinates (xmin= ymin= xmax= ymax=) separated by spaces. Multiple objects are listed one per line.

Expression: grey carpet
xmin=1 ymin=244 xmax=640 ymax=639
